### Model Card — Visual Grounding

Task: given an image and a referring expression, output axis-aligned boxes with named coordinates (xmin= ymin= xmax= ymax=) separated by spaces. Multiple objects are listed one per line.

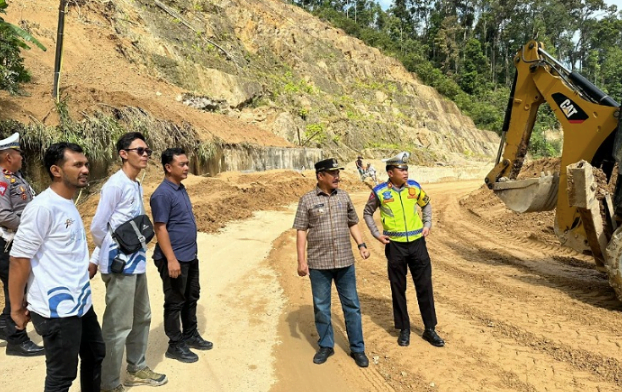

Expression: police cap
xmin=315 ymin=158 xmax=344 ymax=173
xmin=0 ymin=133 xmax=21 ymax=152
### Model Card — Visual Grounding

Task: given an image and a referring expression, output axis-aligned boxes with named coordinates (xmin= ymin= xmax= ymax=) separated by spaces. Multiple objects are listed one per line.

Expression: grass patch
xmin=0 ymin=103 xmax=220 ymax=164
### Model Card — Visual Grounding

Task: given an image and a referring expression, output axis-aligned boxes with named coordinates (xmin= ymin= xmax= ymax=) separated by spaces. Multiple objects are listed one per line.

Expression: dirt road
xmin=270 ymin=180 xmax=622 ymax=392
xmin=2 ymin=179 xmax=622 ymax=391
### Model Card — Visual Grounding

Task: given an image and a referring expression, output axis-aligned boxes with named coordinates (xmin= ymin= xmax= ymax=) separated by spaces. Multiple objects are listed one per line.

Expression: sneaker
xmin=101 ymin=385 xmax=125 ymax=392
xmin=126 ymin=366 xmax=168 ymax=386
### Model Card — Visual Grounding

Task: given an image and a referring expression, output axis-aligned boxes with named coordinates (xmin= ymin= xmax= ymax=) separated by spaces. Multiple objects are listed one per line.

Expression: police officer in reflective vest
xmin=363 ymin=152 xmax=444 ymax=347
xmin=0 ymin=132 xmax=43 ymax=356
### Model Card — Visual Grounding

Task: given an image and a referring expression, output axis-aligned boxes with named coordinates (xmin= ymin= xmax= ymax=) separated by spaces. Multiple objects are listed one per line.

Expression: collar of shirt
xmin=163 ymin=177 xmax=185 ymax=191
xmin=315 ymin=185 xmax=338 ymax=196
xmin=388 ymin=181 xmax=407 ymax=191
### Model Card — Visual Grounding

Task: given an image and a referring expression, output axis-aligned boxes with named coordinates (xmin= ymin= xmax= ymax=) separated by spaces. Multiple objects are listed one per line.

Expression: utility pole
xmin=52 ymin=0 xmax=68 ymax=102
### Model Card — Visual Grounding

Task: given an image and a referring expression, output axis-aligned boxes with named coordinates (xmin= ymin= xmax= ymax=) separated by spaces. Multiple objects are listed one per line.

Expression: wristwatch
xmin=357 ymin=243 xmax=367 ymax=249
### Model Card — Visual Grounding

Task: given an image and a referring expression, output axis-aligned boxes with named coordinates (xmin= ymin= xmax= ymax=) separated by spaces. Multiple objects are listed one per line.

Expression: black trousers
xmin=385 ymin=238 xmax=438 ymax=330
xmin=0 ymin=237 xmax=29 ymax=344
xmin=31 ymin=307 xmax=106 ymax=392
xmin=155 ymin=258 xmax=201 ymax=345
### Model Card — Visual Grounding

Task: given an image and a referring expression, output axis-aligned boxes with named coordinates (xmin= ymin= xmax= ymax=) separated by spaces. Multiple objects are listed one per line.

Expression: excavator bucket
xmin=491 ymin=173 xmax=559 ymax=213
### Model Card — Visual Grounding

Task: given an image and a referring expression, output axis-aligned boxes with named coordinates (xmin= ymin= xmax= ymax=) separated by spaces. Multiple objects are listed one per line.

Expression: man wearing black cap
xmin=0 ymin=132 xmax=44 ymax=356
xmin=293 ymin=158 xmax=371 ymax=368
xmin=363 ymin=152 xmax=445 ymax=348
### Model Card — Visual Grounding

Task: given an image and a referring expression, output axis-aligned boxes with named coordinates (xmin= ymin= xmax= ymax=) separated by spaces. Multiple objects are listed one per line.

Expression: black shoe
xmin=397 ymin=329 xmax=410 ymax=346
xmin=165 ymin=342 xmax=199 ymax=363
xmin=422 ymin=328 xmax=445 ymax=347
xmin=312 ymin=347 xmax=334 ymax=364
xmin=350 ymin=351 xmax=369 ymax=368
xmin=6 ymin=340 xmax=45 ymax=357
xmin=184 ymin=334 xmax=213 ymax=350
xmin=0 ymin=325 xmax=7 ymax=342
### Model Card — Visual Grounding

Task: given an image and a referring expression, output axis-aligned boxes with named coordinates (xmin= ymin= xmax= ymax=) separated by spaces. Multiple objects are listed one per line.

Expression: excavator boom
xmin=486 ymin=41 xmax=620 ymax=223
xmin=484 ymin=40 xmax=622 ymax=300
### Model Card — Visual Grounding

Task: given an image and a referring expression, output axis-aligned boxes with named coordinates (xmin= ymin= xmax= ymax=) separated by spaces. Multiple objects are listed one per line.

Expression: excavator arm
xmin=485 ymin=41 xmax=621 ymax=254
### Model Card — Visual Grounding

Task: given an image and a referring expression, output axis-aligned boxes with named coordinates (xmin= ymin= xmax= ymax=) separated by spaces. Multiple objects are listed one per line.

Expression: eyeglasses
xmin=124 ymin=147 xmax=153 ymax=157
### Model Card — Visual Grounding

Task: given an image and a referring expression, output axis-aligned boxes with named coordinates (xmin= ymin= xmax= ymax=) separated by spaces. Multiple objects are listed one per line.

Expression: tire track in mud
xmin=422 ymin=182 xmax=622 ymax=390
xmin=433 ymin=187 xmax=619 ymax=306
xmin=271 ymin=181 xmax=622 ymax=392
xmin=436 ymin=294 xmax=622 ymax=389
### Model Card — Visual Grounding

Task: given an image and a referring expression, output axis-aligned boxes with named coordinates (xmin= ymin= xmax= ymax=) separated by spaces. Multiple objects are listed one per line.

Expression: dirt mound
xmin=516 ymin=157 xmax=560 ymax=179
xmin=78 ymin=168 xmax=369 ymax=235
xmin=459 ymin=184 xmax=558 ymax=244
xmin=461 ymin=157 xmax=618 ymax=246
xmin=0 ymin=0 xmax=290 ymax=148
xmin=462 ymin=158 xmax=560 ymax=244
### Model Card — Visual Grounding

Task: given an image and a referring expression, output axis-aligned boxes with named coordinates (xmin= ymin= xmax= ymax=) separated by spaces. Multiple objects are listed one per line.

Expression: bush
xmin=0 ymin=0 xmax=45 ymax=94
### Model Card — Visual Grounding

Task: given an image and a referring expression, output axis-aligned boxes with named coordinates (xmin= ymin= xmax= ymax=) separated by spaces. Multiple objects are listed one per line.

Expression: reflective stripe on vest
xmin=373 ymin=180 xmax=424 ymax=243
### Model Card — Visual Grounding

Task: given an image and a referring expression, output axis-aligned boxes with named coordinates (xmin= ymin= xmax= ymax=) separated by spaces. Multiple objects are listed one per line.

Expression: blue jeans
xmin=309 ymin=265 xmax=365 ymax=353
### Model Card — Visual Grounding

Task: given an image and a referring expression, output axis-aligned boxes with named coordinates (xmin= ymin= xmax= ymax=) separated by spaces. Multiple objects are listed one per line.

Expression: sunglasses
xmin=124 ymin=147 xmax=153 ymax=157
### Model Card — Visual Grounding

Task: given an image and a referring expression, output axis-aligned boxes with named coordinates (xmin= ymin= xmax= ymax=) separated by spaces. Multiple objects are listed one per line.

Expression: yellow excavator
xmin=485 ymin=40 xmax=622 ymax=300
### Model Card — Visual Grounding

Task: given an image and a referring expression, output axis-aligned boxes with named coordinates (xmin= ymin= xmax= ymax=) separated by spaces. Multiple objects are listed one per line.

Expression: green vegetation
xmin=0 ymin=103 xmax=219 ymax=163
xmin=0 ymin=0 xmax=46 ymax=94
xmin=303 ymin=122 xmax=327 ymax=146
xmin=291 ymin=0 xmax=622 ymax=157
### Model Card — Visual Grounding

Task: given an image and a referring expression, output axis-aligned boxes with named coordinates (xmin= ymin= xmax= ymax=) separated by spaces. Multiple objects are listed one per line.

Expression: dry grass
xmin=0 ymin=103 xmax=223 ymax=163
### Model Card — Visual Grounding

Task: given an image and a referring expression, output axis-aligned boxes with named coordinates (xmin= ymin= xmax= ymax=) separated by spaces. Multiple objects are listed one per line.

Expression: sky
xmin=376 ymin=0 xmax=622 ymax=11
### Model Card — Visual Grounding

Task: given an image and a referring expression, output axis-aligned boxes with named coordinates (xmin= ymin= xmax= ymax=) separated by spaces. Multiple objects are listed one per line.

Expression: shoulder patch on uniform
xmin=0 ymin=182 xmax=7 ymax=196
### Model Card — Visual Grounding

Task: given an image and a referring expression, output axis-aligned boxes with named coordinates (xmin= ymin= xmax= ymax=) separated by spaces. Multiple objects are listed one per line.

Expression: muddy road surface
xmin=2 ymin=178 xmax=621 ymax=392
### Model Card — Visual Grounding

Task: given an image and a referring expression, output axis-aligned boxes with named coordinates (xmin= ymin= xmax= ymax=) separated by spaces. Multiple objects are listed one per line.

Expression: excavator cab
xmin=485 ymin=40 xmax=622 ymax=300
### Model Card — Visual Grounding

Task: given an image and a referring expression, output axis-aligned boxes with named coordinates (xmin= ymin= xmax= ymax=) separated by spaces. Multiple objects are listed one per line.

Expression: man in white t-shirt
xmin=9 ymin=142 xmax=105 ymax=392
xmin=91 ymin=132 xmax=167 ymax=392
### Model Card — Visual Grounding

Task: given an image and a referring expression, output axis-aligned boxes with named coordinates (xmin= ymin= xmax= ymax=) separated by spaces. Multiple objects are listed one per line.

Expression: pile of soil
xmin=78 ymin=167 xmax=369 ymax=234
xmin=466 ymin=157 xmax=619 ymax=246
xmin=462 ymin=158 xmax=560 ymax=244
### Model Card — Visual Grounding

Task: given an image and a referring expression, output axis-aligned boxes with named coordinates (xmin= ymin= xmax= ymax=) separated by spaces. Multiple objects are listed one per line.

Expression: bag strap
xmin=137 ymin=180 xmax=146 ymax=215
xmin=107 ymin=181 xmax=146 ymax=246
xmin=129 ymin=219 xmax=147 ymax=250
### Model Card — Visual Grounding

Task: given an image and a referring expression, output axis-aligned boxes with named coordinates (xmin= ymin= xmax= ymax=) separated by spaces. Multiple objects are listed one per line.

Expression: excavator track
xmin=605 ymin=226 xmax=622 ymax=301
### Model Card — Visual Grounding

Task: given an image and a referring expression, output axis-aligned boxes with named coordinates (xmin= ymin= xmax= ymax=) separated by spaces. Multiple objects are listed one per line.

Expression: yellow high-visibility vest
xmin=373 ymin=180 xmax=430 ymax=243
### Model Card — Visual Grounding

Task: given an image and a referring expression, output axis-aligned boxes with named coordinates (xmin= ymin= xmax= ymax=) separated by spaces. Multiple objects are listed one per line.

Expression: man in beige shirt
xmin=293 ymin=158 xmax=370 ymax=367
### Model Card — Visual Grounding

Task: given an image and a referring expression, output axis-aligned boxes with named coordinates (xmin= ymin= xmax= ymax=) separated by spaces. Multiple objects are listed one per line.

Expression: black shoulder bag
xmin=111 ymin=215 xmax=154 ymax=254
xmin=109 ymin=183 xmax=154 ymax=255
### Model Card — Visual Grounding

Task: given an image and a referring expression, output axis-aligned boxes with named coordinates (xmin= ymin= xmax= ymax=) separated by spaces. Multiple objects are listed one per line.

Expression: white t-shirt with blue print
xmin=90 ymin=169 xmax=147 ymax=275
xmin=10 ymin=188 xmax=91 ymax=319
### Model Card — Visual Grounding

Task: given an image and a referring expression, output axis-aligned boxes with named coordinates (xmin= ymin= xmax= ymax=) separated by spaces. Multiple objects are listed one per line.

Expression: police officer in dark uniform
xmin=363 ymin=152 xmax=445 ymax=348
xmin=0 ymin=132 xmax=44 ymax=356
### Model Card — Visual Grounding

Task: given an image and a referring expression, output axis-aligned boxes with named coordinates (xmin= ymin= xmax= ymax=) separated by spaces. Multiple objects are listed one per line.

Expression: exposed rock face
xmin=109 ymin=0 xmax=499 ymax=163
xmin=3 ymin=0 xmax=498 ymax=168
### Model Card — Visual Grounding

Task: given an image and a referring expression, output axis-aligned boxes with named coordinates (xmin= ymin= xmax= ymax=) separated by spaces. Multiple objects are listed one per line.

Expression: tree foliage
xmin=289 ymin=0 xmax=622 ymax=157
xmin=0 ymin=0 xmax=46 ymax=94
